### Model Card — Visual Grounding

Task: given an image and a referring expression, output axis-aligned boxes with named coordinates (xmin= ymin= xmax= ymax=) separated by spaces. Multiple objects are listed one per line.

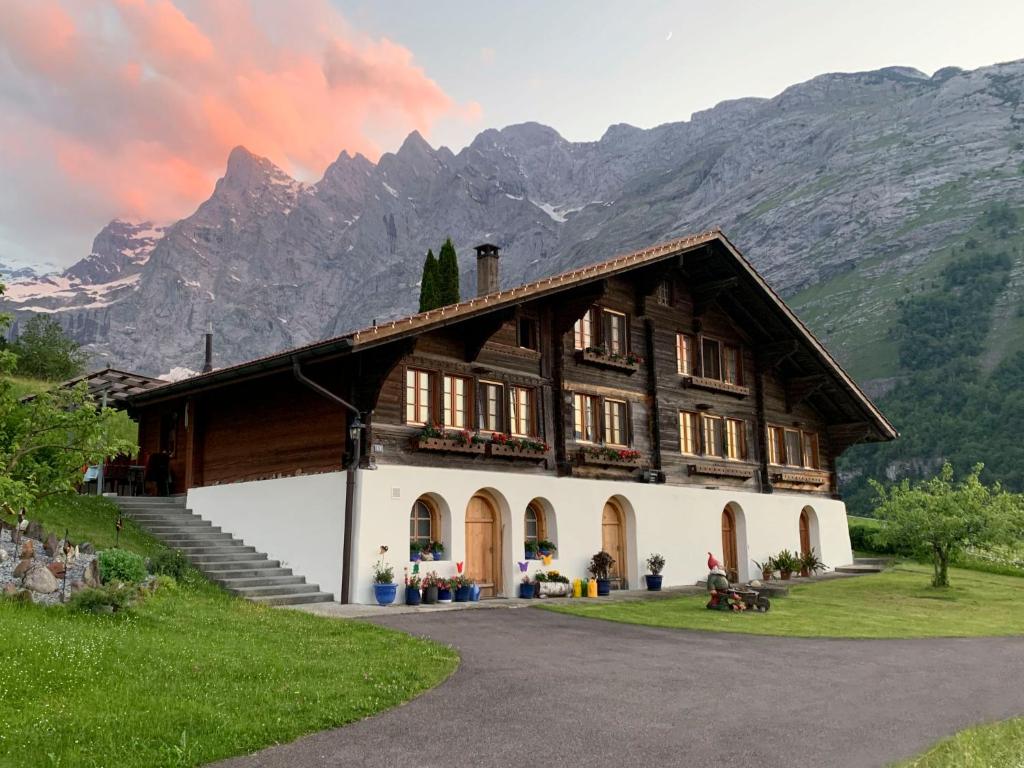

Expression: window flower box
xmin=772 ymin=469 xmax=830 ymax=486
xmin=577 ymin=447 xmax=642 ymax=468
xmin=417 ymin=426 xmax=487 ymax=455
xmin=489 ymin=433 xmax=550 ymax=460
xmin=687 ymin=461 xmax=756 ymax=479
xmin=576 ymin=347 xmax=641 ymax=374
xmin=681 ymin=375 xmax=750 ymax=398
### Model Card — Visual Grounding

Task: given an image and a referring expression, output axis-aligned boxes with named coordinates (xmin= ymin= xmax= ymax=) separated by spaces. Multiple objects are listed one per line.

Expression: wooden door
xmin=466 ymin=495 xmax=501 ymax=597
xmin=602 ymin=502 xmax=626 ymax=588
xmin=721 ymin=507 xmax=738 ymax=582
xmin=799 ymin=509 xmax=811 ymax=556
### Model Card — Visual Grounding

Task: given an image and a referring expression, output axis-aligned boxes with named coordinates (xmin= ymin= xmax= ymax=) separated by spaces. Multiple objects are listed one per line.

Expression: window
xmin=573 ymin=393 xmax=599 ymax=442
xmin=603 ymin=399 xmax=628 ymax=446
xmin=518 ymin=317 xmax=538 ymax=351
xmin=479 ymin=381 xmax=505 ymax=432
xmin=726 ymin=418 xmax=747 ymax=460
xmin=442 ymin=375 xmax=469 ymax=429
xmin=768 ymin=426 xmax=785 ymax=465
xmin=702 ymin=338 xmax=721 ymax=380
xmin=784 ymin=429 xmax=803 ymax=468
xmin=723 ymin=345 xmax=742 ymax=385
xmin=410 ymin=499 xmax=436 ymax=548
xmin=510 ymin=386 xmax=536 ymax=436
xmin=676 ymin=333 xmax=696 ymax=375
xmin=802 ymin=431 xmax=820 ymax=469
xmin=525 ymin=502 xmax=547 ymax=544
xmin=604 ymin=310 xmax=627 ymax=354
xmin=405 ymin=368 xmax=433 ymax=425
xmin=702 ymin=414 xmax=725 ymax=458
xmin=573 ymin=309 xmax=594 ymax=350
xmin=655 ymin=280 xmax=670 ymax=306
xmin=679 ymin=411 xmax=700 ymax=455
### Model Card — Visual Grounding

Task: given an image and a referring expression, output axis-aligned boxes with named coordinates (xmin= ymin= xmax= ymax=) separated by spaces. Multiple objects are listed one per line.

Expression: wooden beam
xmin=552 ymin=280 xmax=607 ymax=335
xmin=463 ymin=308 xmax=516 ymax=362
xmin=643 ymin=317 xmax=662 ymax=472
xmin=350 ymin=338 xmax=417 ymax=414
xmin=756 ymin=339 xmax=800 ymax=370
xmin=785 ymin=374 xmax=831 ymax=413
xmin=692 ymin=277 xmax=739 ymax=316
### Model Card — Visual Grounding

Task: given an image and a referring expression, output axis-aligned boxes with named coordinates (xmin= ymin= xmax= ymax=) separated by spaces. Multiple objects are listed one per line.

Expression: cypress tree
xmin=437 ymin=237 xmax=461 ymax=305
xmin=418 ymin=249 xmax=440 ymax=312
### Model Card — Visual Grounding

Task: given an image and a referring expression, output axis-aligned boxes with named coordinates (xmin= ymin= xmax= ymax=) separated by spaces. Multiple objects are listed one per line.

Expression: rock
xmin=69 ymin=579 xmax=84 ymax=593
xmin=0 ymin=548 xmax=7 ymax=563
xmin=749 ymin=579 xmax=763 ymax=588
xmin=83 ymin=559 xmax=101 ymax=588
xmin=46 ymin=561 xmax=66 ymax=579
xmin=25 ymin=521 xmax=43 ymax=540
xmin=2 ymin=583 xmax=16 ymax=596
xmin=80 ymin=542 xmax=95 ymax=555
xmin=43 ymin=533 xmax=59 ymax=557
xmin=13 ymin=559 xmax=33 ymax=578
xmin=23 ymin=564 xmax=59 ymax=594
xmin=19 ymin=540 xmax=34 ymax=559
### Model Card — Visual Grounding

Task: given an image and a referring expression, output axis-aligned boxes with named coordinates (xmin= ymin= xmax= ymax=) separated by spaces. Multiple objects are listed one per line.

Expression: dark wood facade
xmin=129 ymin=232 xmax=895 ymax=497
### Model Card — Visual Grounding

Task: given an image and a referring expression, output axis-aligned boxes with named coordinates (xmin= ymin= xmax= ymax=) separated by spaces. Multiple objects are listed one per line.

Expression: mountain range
xmin=2 ymin=60 xmax=1023 ymax=391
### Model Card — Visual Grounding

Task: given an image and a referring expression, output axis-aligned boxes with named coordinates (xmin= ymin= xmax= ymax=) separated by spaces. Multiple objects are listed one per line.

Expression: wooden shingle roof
xmin=21 ymin=367 xmax=165 ymax=408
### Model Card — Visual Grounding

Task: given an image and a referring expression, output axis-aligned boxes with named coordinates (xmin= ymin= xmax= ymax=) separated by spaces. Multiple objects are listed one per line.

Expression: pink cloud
xmin=0 ymin=0 xmax=477 ymax=262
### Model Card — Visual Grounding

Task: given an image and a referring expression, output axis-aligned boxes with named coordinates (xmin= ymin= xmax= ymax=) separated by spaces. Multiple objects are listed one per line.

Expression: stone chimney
xmin=202 ymin=330 xmax=213 ymax=373
xmin=475 ymin=243 xmax=500 ymax=296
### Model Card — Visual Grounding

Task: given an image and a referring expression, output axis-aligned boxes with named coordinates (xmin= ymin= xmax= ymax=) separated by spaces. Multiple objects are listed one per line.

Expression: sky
xmin=1 ymin=1 xmax=1023 ymax=271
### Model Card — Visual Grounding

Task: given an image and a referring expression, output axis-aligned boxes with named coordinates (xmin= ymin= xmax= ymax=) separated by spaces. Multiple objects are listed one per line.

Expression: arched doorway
xmin=721 ymin=505 xmax=739 ymax=582
xmin=602 ymin=500 xmax=627 ymax=588
xmin=466 ymin=494 xmax=502 ymax=597
xmin=799 ymin=508 xmax=811 ymax=556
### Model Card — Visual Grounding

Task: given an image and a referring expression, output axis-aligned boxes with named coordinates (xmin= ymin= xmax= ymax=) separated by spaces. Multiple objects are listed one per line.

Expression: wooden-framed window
xmin=676 ymin=333 xmax=696 ymax=375
xmin=784 ymin=429 xmax=802 ymax=467
xmin=655 ymin=280 xmax=670 ymax=306
xmin=726 ymin=418 xmax=747 ymax=461
xmin=405 ymin=368 xmax=433 ymax=425
xmin=702 ymin=414 xmax=725 ymax=458
xmin=479 ymin=381 xmax=505 ymax=432
xmin=410 ymin=498 xmax=437 ymax=548
xmin=603 ymin=310 xmax=627 ymax=354
xmin=767 ymin=425 xmax=785 ymax=465
xmin=573 ymin=393 xmax=599 ymax=442
xmin=509 ymin=386 xmax=536 ymax=437
xmin=723 ymin=345 xmax=742 ymax=385
xmin=802 ymin=431 xmax=820 ymax=469
xmin=442 ymin=374 xmax=470 ymax=429
xmin=518 ymin=317 xmax=539 ymax=351
xmin=702 ymin=337 xmax=722 ymax=380
xmin=679 ymin=411 xmax=700 ymax=455
xmin=525 ymin=502 xmax=547 ymax=544
xmin=603 ymin=399 xmax=628 ymax=446
xmin=573 ymin=309 xmax=594 ymax=350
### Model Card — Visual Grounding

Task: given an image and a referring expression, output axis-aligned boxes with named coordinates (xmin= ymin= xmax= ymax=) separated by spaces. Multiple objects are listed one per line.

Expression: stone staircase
xmin=113 ymin=496 xmax=333 ymax=606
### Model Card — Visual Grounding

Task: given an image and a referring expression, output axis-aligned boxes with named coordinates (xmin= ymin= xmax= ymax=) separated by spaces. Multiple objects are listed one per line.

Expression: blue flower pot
xmin=373 ymin=583 xmax=397 ymax=606
xmin=645 ymin=574 xmax=663 ymax=591
xmin=519 ymin=583 xmax=535 ymax=599
xmin=525 ymin=550 xmax=537 ymax=560
xmin=410 ymin=552 xmax=421 ymax=562
xmin=454 ymin=585 xmax=472 ymax=602
xmin=470 ymin=584 xmax=481 ymax=602
xmin=437 ymin=588 xmax=452 ymax=603
xmin=405 ymin=585 xmax=422 ymax=605
xmin=596 ymin=579 xmax=611 ymax=596
xmin=538 ymin=549 xmax=551 ymax=558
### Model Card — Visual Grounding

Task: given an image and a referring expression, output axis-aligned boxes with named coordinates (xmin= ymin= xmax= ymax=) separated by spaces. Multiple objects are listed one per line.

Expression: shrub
xmin=848 ymin=520 xmax=899 ymax=555
xmin=588 ymin=551 xmax=615 ymax=580
xmin=99 ymin=548 xmax=147 ymax=584
xmin=148 ymin=549 xmax=189 ymax=581
xmin=646 ymin=553 xmax=666 ymax=575
xmin=68 ymin=584 xmax=140 ymax=614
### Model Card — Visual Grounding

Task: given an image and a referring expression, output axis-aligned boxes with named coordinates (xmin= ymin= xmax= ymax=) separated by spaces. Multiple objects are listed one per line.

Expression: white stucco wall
xmin=351 ymin=465 xmax=853 ymax=605
xmin=185 ymin=473 xmax=346 ymax=599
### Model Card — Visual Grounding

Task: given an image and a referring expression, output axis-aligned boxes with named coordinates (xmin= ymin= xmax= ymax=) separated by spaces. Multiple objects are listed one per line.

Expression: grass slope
xmin=0 ymin=496 xmax=458 ymax=768
xmin=897 ymin=717 xmax=1024 ymax=768
xmin=541 ymin=564 xmax=1024 ymax=638
xmin=25 ymin=494 xmax=163 ymax=557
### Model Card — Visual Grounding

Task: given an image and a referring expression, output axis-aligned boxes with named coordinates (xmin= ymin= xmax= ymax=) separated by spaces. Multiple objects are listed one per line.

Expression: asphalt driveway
xmin=215 ymin=606 xmax=1024 ymax=768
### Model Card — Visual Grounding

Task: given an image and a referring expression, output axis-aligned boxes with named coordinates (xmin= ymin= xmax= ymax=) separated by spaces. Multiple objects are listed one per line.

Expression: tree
xmin=871 ymin=463 xmax=1024 ymax=587
xmin=418 ymin=249 xmax=440 ymax=312
xmin=11 ymin=314 xmax=87 ymax=381
xmin=436 ymin=237 xmax=460 ymax=306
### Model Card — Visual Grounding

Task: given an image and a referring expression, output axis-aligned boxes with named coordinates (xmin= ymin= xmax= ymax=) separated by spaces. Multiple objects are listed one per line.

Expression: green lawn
xmin=897 ymin=717 xmax=1024 ymax=767
xmin=0 ymin=496 xmax=458 ymax=768
xmin=21 ymin=494 xmax=164 ymax=557
xmin=541 ymin=564 xmax=1024 ymax=638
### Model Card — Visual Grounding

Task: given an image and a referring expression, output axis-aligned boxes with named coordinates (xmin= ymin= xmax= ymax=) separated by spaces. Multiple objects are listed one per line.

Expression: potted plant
xmin=519 ymin=574 xmax=535 ymax=599
xmin=452 ymin=574 xmax=473 ymax=602
xmin=436 ymin=576 xmax=452 ymax=603
xmin=525 ymin=540 xmax=540 ymax=560
xmin=535 ymin=570 xmax=571 ymax=597
xmin=752 ymin=557 xmax=776 ymax=581
xmin=589 ymin=551 xmax=616 ymax=596
xmin=409 ymin=540 xmax=424 ymax=562
xmin=645 ymin=553 xmax=665 ymax=591
xmin=421 ymin=571 xmax=439 ymax=604
xmin=405 ymin=571 xmax=422 ymax=606
xmin=430 ymin=540 xmax=445 ymax=560
xmin=800 ymin=548 xmax=826 ymax=577
xmin=774 ymin=549 xmax=799 ymax=581
xmin=537 ymin=539 xmax=556 ymax=558
xmin=372 ymin=559 xmax=396 ymax=605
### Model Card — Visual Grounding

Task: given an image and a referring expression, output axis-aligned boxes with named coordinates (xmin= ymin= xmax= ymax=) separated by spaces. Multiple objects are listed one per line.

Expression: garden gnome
xmin=706 ymin=555 xmax=731 ymax=610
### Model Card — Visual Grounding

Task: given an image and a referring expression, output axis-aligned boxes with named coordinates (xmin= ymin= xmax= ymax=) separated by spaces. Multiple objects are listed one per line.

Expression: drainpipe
xmin=292 ymin=359 xmax=362 ymax=604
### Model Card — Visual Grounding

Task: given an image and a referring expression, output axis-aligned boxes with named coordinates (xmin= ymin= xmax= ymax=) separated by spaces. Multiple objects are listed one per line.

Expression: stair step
xmin=188 ymin=550 xmax=267 ymax=563
xmin=146 ymin=525 xmax=221 ymax=535
xmin=196 ymin=558 xmax=280 ymax=570
xmin=835 ymin=564 xmax=884 ymax=574
xmin=202 ymin=566 xmax=294 ymax=579
xmin=229 ymin=583 xmax=321 ymax=597
xmin=157 ymin=533 xmax=239 ymax=545
xmin=176 ymin=544 xmax=255 ymax=556
xmin=214 ymin=575 xmax=306 ymax=588
xmin=248 ymin=592 xmax=335 ymax=606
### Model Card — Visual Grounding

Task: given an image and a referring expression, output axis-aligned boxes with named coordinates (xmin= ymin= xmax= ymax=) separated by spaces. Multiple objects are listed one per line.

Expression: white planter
xmin=537 ymin=581 xmax=571 ymax=597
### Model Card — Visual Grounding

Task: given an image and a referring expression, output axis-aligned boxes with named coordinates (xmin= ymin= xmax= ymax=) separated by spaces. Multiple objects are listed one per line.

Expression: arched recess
xmin=799 ymin=505 xmax=821 ymax=557
xmin=603 ymin=494 xmax=638 ymax=589
xmin=525 ymin=497 xmax=557 ymax=551
xmin=466 ymin=487 xmax=512 ymax=598
xmin=409 ymin=493 xmax=451 ymax=561
xmin=721 ymin=502 xmax=748 ymax=583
